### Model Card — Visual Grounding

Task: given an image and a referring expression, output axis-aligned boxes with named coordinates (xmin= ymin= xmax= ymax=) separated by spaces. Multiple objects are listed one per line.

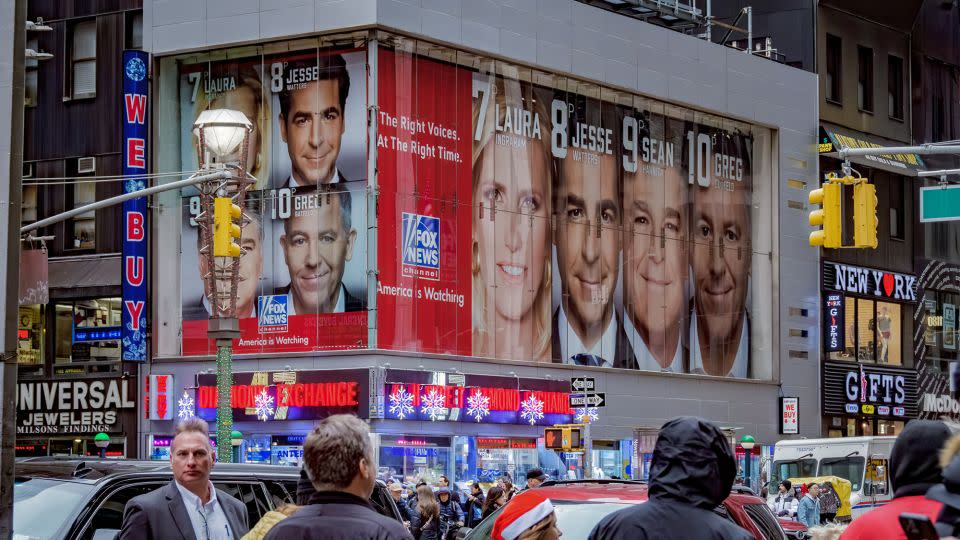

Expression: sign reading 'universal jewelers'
xmin=17 ymin=378 xmax=136 ymax=435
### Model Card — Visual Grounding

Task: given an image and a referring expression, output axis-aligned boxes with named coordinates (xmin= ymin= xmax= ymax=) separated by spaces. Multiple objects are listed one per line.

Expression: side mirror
xmin=92 ymin=529 xmax=120 ymax=540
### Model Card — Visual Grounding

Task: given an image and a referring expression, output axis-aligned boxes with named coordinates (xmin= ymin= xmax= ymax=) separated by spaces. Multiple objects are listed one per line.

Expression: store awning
xmin=48 ymin=255 xmax=121 ymax=289
xmin=819 ymin=123 xmax=926 ymax=176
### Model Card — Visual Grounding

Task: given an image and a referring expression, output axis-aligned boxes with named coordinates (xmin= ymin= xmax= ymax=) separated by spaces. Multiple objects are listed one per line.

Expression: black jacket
xmin=891 ymin=420 xmax=951 ymax=498
xmin=464 ymin=492 xmax=485 ymax=528
xmin=588 ymin=417 xmax=753 ymax=540
xmin=263 ymin=491 xmax=412 ymax=540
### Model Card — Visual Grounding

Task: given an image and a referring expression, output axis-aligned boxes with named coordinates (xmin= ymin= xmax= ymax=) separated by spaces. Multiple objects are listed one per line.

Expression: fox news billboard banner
xmin=178 ymin=46 xmax=368 ymax=355
xmin=173 ymin=41 xmax=774 ymax=379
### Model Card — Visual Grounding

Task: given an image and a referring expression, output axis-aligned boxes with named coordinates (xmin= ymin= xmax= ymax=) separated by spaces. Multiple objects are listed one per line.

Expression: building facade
xmin=141 ymin=0 xmax=819 ymax=487
xmin=15 ymin=0 xmax=143 ymax=458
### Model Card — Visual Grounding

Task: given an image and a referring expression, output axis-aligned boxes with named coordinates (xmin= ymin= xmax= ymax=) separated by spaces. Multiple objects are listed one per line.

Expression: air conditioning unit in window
xmin=22 ymin=162 xmax=33 ymax=178
xmin=77 ymin=156 xmax=96 ymax=174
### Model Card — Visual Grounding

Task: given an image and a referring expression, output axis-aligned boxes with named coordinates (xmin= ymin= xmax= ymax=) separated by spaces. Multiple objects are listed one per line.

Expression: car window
xmin=14 ymin=478 xmax=94 ymax=540
xmin=263 ymin=480 xmax=294 ymax=508
xmin=213 ymin=482 xmax=264 ymax=524
xmin=241 ymin=483 xmax=271 ymax=522
xmin=369 ymin=485 xmax=396 ymax=520
xmin=743 ymin=504 xmax=787 ymax=540
xmin=467 ymin=500 xmax=630 ymax=540
xmin=79 ymin=482 xmax=166 ymax=540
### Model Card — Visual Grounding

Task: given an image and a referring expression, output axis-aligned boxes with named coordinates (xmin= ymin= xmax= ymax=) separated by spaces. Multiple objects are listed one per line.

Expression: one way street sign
xmin=569 ymin=393 xmax=606 ymax=408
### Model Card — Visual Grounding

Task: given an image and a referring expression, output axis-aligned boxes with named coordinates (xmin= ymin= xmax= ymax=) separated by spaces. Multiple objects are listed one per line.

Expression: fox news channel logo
xmin=258 ymin=295 xmax=288 ymax=333
xmin=401 ymin=212 xmax=440 ymax=281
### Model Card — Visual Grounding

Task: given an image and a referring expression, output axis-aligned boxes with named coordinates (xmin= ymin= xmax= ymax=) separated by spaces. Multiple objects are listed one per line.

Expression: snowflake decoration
xmin=519 ymin=395 xmax=545 ymax=425
xmin=575 ymin=407 xmax=599 ymax=423
xmin=466 ymin=390 xmax=491 ymax=422
xmin=177 ymin=391 xmax=195 ymax=420
xmin=124 ymin=178 xmax=146 ymax=193
xmin=254 ymin=389 xmax=275 ymax=421
xmin=121 ymin=315 xmax=147 ymax=361
xmin=420 ymin=388 xmax=448 ymax=421
xmin=389 ymin=387 xmax=415 ymax=420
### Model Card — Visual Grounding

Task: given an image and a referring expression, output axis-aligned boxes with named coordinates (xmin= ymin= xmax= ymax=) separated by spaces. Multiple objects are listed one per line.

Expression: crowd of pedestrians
xmin=117 ymin=412 xmax=960 ymax=540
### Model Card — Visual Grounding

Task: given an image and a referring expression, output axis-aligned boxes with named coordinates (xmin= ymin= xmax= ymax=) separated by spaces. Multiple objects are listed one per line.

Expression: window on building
xmin=69 ymin=19 xmax=96 ymax=99
xmin=25 ymin=37 xmax=38 ymax=107
xmin=826 ymin=34 xmax=842 ymax=103
xmin=126 ymin=12 xmax=143 ymax=50
xmin=857 ymin=45 xmax=874 ymax=112
xmin=889 ymin=177 xmax=904 ymax=240
xmin=54 ymin=298 xmax=122 ymax=371
xmin=17 ymin=305 xmax=44 ymax=366
xmin=67 ymin=182 xmax=96 ymax=250
xmin=888 ymin=55 xmax=904 ymax=120
xmin=21 ymin=184 xmax=38 ymax=225
xmin=830 ymin=297 xmax=903 ymax=365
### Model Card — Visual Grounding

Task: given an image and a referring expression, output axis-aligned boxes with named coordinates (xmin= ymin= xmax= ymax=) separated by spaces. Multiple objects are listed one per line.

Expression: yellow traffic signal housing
xmin=808 ymin=182 xmax=842 ymax=248
xmin=544 ymin=426 xmax=583 ymax=450
xmin=853 ymin=181 xmax=878 ymax=249
xmin=213 ymin=197 xmax=242 ymax=257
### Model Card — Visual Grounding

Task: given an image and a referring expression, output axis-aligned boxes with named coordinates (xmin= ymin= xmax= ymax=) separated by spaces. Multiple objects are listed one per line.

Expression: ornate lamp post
xmin=230 ymin=430 xmax=243 ymax=463
xmin=94 ymin=432 xmax=110 ymax=458
xmin=191 ymin=109 xmax=253 ymax=463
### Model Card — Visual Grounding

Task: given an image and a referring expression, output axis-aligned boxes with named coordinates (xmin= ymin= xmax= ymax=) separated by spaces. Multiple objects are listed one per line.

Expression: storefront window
xmin=17 ymin=305 xmax=44 ymax=366
xmin=54 ymin=298 xmax=123 ymax=370
xmin=378 ymin=436 xmax=452 ymax=485
xmin=831 ymin=297 xmax=904 ymax=365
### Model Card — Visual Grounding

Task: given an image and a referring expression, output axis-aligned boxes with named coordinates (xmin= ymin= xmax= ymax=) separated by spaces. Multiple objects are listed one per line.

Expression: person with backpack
xmin=464 ymin=482 xmax=486 ymax=527
xmin=410 ymin=485 xmax=441 ymax=540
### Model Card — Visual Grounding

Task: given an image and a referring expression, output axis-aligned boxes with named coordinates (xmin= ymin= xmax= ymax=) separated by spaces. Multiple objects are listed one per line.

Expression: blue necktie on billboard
xmin=572 ymin=354 xmax=602 ymax=367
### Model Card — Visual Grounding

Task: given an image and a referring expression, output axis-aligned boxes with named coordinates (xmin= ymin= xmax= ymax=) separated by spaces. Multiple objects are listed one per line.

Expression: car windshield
xmin=469 ymin=500 xmax=632 ymax=540
xmin=14 ymin=477 xmax=94 ymax=540
xmin=819 ymin=457 xmax=866 ymax=491
xmin=769 ymin=459 xmax=817 ymax=491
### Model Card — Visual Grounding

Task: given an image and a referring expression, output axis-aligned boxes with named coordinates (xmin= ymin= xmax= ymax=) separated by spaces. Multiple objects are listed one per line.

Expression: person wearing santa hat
xmin=491 ymin=490 xmax=561 ymax=540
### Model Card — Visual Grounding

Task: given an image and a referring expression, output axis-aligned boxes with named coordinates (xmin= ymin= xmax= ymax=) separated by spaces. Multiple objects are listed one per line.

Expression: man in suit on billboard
xmin=552 ymin=136 xmax=633 ymax=369
xmin=622 ymin=117 xmax=688 ymax=373
xmin=689 ymin=136 xmax=752 ymax=377
xmin=275 ymin=54 xmax=351 ymax=187
xmin=277 ymin=185 xmax=363 ymax=314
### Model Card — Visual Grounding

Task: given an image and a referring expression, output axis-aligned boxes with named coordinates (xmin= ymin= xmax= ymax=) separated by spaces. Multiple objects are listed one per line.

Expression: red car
xmin=461 ymin=480 xmax=790 ymax=540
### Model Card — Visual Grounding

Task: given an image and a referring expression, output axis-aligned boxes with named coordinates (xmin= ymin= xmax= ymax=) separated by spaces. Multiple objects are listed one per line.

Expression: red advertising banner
xmin=376 ymin=49 xmax=473 ymax=355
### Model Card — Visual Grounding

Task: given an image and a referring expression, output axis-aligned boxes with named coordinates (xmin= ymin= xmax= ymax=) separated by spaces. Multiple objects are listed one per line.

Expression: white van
xmin=769 ymin=437 xmax=895 ymax=520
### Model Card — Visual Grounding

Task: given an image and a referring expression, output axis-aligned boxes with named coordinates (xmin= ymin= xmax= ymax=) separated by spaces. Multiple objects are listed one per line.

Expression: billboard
xmin=171 ymin=41 xmax=773 ymax=379
xmin=375 ymin=48 xmax=772 ymax=379
xmin=178 ymin=46 xmax=368 ymax=355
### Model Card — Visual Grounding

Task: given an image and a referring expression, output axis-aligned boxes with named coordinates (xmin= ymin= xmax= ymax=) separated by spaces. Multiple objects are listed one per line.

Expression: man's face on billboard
xmin=279 ymin=79 xmax=344 ymax=185
xmin=555 ymin=152 xmax=620 ymax=334
xmin=692 ymin=180 xmax=751 ymax=344
xmin=623 ymin=165 xmax=687 ymax=339
xmin=199 ymin=218 xmax=263 ymax=318
xmin=280 ymin=196 xmax=356 ymax=313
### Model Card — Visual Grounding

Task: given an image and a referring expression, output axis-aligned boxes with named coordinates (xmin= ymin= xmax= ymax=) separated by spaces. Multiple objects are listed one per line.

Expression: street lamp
xmin=94 ymin=432 xmax=110 ymax=458
xmin=191 ymin=108 xmax=253 ymax=463
xmin=740 ymin=435 xmax=756 ymax=490
xmin=230 ymin=430 xmax=243 ymax=463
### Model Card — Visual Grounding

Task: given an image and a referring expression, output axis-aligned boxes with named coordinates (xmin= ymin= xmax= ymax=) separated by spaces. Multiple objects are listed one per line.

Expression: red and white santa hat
xmin=492 ymin=490 xmax=555 ymax=540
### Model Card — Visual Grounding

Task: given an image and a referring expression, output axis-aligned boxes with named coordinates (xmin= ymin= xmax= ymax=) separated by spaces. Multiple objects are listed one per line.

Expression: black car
xmin=14 ymin=457 xmax=403 ymax=540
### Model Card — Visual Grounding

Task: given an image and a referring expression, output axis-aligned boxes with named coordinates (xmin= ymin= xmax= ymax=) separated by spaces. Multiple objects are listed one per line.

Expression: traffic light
xmin=213 ymin=197 xmax=242 ymax=257
xmin=544 ymin=426 xmax=583 ymax=450
xmin=808 ymin=182 xmax=842 ymax=248
xmin=853 ymin=180 xmax=878 ymax=249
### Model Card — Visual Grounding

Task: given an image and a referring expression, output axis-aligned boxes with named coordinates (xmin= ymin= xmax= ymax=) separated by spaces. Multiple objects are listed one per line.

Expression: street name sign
xmin=921 ymin=185 xmax=960 ymax=222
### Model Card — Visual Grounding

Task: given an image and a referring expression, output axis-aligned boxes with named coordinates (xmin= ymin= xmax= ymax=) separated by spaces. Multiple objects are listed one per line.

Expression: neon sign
xmin=384 ymin=382 xmax=573 ymax=425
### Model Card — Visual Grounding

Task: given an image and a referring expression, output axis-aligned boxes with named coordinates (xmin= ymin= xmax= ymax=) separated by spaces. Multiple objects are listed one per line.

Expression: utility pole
xmin=0 ymin=0 xmax=26 ymax=535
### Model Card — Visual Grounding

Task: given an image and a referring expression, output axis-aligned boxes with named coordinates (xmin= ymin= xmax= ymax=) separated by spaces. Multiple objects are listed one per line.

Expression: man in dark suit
xmin=552 ymin=100 xmax=632 ymax=369
xmin=274 ymin=54 xmax=351 ymax=188
xmin=622 ymin=116 xmax=688 ymax=373
xmin=120 ymin=418 xmax=248 ymax=540
xmin=276 ymin=185 xmax=363 ymax=314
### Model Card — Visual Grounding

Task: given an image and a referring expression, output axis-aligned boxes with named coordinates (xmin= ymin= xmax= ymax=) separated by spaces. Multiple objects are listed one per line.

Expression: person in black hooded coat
xmin=588 ymin=416 xmax=753 ymax=540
